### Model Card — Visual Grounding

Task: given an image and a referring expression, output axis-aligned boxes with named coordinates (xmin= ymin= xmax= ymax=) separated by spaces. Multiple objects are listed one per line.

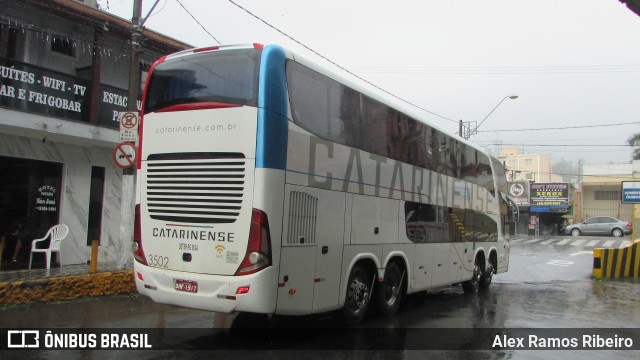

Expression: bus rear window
xmin=144 ymin=49 xmax=261 ymax=113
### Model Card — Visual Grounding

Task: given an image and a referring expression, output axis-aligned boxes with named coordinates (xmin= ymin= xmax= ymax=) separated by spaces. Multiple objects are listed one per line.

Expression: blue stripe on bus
xmin=257 ymin=45 xmax=288 ymax=170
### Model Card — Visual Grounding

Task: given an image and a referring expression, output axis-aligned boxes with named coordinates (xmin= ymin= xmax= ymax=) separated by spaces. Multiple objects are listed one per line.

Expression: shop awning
xmin=529 ymin=206 xmax=570 ymax=213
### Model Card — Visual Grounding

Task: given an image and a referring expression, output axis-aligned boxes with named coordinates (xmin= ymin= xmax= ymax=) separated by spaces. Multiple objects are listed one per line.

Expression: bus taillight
xmin=235 ymin=209 xmax=272 ymax=275
xmin=133 ymin=204 xmax=147 ymax=265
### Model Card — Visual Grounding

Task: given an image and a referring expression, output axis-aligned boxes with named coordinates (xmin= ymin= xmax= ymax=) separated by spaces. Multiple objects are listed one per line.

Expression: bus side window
xmin=405 ymin=202 xmax=448 ymax=244
xmin=287 ymin=61 xmax=330 ymax=138
xmin=328 ymin=86 xmax=345 ymax=143
xmin=330 ymin=117 xmax=344 ymax=141
xmin=339 ymin=88 xmax=361 ymax=147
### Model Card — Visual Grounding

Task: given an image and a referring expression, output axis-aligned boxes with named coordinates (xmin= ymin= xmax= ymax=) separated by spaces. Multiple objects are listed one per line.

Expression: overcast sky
xmin=105 ymin=0 xmax=640 ymax=165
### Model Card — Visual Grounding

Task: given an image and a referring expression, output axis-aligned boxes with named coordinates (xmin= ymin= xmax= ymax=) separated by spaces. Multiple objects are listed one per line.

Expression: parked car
xmin=562 ymin=216 xmax=631 ymax=237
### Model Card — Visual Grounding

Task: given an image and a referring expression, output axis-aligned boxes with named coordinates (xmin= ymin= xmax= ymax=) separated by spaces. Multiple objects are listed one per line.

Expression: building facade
xmin=498 ymin=147 xmax=563 ymax=183
xmin=573 ymin=163 xmax=633 ymax=223
xmin=0 ymin=0 xmax=189 ymax=269
xmin=499 ymin=147 xmax=569 ymax=235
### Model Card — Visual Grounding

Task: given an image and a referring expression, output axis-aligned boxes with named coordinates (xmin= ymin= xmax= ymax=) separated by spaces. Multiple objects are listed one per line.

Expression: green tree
xmin=628 ymin=133 xmax=640 ymax=160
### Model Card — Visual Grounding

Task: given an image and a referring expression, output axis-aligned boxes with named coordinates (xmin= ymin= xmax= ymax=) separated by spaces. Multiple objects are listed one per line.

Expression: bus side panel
xmin=451 ymin=242 xmax=475 ymax=283
xmin=311 ymin=188 xmax=346 ymax=313
xmin=276 ymin=246 xmax=316 ymax=315
xmin=277 ymin=185 xmax=346 ymax=315
xmin=430 ymin=243 xmax=451 ymax=287
xmin=410 ymin=243 xmax=434 ymax=291
xmin=350 ymin=195 xmax=400 ymax=245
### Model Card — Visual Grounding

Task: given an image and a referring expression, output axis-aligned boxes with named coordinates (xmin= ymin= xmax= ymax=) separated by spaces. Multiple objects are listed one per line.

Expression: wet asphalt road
xmin=1 ymin=236 xmax=639 ymax=359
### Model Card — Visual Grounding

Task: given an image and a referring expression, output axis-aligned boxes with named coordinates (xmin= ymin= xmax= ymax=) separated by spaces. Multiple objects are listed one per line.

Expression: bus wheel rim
xmin=350 ymin=279 xmax=369 ymax=311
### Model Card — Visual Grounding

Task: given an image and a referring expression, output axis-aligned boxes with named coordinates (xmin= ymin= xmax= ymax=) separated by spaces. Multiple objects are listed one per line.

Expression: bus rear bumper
xmin=134 ymin=263 xmax=279 ymax=314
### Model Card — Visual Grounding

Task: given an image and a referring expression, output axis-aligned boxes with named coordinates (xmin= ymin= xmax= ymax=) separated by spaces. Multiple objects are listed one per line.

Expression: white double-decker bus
xmin=133 ymin=44 xmax=512 ymax=325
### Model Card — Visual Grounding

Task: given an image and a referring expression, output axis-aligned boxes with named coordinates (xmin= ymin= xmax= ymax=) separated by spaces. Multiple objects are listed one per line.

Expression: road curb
xmin=0 ymin=270 xmax=135 ymax=305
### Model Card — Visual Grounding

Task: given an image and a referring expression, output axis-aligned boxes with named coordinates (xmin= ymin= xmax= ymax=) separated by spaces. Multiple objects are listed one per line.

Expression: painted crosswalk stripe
xmin=570 ymin=239 xmax=585 ymax=246
xmin=547 ymin=260 xmax=573 ymax=267
xmin=541 ymin=239 xmax=555 ymax=245
xmin=524 ymin=238 xmax=541 ymax=244
xmin=602 ymin=240 xmax=615 ymax=248
xmin=619 ymin=240 xmax=631 ymax=248
xmin=557 ymin=239 xmax=572 ymax=246
xmin=585 ymin=240 xmax=600 ymax=247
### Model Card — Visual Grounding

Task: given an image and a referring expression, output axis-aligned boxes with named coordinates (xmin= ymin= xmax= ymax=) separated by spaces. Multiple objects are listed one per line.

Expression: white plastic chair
xmin=28 ymin=224 xmax=69 ymax=270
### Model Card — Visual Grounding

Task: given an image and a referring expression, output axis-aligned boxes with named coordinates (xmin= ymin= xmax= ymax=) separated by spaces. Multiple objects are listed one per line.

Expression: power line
xmin=225 ymin=0 xmax=457 ymax=124
xmin=510 ymin=171 xmax=635 ymax=179
xmin=148 ymin=0 xmax=168 ymax=17
xmin=479 ymin=121 xmax=640 ymax=133
xmin=352 ymin=64 xmax=640 ymax=75
xmin=175 ymin=0 xmax=220 ymax=44
xmin=484 ymin=144 xmax=632 ymax=147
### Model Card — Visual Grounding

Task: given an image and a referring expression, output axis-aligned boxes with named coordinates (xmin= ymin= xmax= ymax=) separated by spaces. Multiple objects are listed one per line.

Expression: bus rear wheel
xmin=462 ymin=258 xmax=482 ymax=293
xmin=342 ymin=265 xmax=372 ymax=325
xmin=377 ymin=262 xmax=404 ymax=317
xmin=479 ymin=261 xmax=494 ymax=290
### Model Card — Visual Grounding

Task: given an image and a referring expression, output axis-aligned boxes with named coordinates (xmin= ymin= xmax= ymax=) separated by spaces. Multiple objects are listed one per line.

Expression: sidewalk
xmin=0 ymin=263 xmax=135 ymax=305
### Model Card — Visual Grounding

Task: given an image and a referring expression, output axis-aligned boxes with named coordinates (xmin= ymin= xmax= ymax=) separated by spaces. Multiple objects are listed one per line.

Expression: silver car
xmin=563 ymin=216 xmax=631 ymax=237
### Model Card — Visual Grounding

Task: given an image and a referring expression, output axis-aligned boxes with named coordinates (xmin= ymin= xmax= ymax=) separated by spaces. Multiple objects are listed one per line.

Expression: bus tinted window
xmin=477 ymin=153 xmax=494 ymax=192
xmin=287 ymin=60 xmax=494 ymax=189
xmin=404 ymin=202 xmax=447 ymax=243
xmin=287 ymin=61 xmax=331 ymax=137
xmin=288 ymin=61 xmax=361 ymax=145
xmin=144 ymin=49 xmax=261 ymax=113
xmin=461 ymin=146 xmax=477 ymax=184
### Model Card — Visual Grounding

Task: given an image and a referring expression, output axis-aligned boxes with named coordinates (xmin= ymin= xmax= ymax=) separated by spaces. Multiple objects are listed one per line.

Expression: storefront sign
xmin=35 ymin=185 xmax=58 ymax=212
xmin=507 ymin=181 xmax=530 ymax=206
xmin=621 ymin=181 xmax=640 ymax=204
xmin=0 ymin=57 xmax=140 ymax=129
xmin=529 ymin=183 xmax=569 ymax=206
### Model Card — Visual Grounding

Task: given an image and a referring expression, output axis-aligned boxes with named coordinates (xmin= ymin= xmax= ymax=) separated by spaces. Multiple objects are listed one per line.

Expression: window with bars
xmin=51 ymin=35 xmax=76 ymax=57
xmin=594 ymin=191 xmax=619 ymax=201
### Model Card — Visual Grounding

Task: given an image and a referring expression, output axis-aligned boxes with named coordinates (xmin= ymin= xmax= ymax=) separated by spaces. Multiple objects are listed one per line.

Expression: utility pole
xmin=117 ymin=0 xmax=143 ymax=269
xmin=128 ymin=0 xmax=142 ymax=116
xmin=117 ymin=0 xmax=162 ymax=268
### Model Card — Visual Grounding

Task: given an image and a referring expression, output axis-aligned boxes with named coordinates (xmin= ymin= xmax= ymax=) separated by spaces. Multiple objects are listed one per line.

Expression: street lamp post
xmin=461 ymin=95 xmax=518 ymax=139
xmin=476 ymin=95 xmax=518 ymax=130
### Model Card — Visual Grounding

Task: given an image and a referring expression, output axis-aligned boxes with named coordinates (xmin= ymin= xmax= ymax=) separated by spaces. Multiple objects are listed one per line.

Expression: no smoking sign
xmin=113 ymin=142 xmax=137 ymax=169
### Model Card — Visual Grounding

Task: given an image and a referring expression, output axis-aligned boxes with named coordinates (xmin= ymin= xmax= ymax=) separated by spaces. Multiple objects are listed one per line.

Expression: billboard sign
xmin=529 ymin=183 xmax=569 ymax=206
xmin=507 ymin=181 xmax=530 ymax=206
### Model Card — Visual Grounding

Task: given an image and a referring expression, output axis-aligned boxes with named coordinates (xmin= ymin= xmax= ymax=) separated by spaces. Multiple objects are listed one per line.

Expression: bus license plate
xmin=174 ymin=279 xmax=198 ymax=293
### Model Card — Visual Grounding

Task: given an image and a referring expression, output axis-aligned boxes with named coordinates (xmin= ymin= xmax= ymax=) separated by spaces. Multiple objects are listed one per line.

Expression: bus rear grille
xmin=144 ymin=153 xmax=245 ymax=224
